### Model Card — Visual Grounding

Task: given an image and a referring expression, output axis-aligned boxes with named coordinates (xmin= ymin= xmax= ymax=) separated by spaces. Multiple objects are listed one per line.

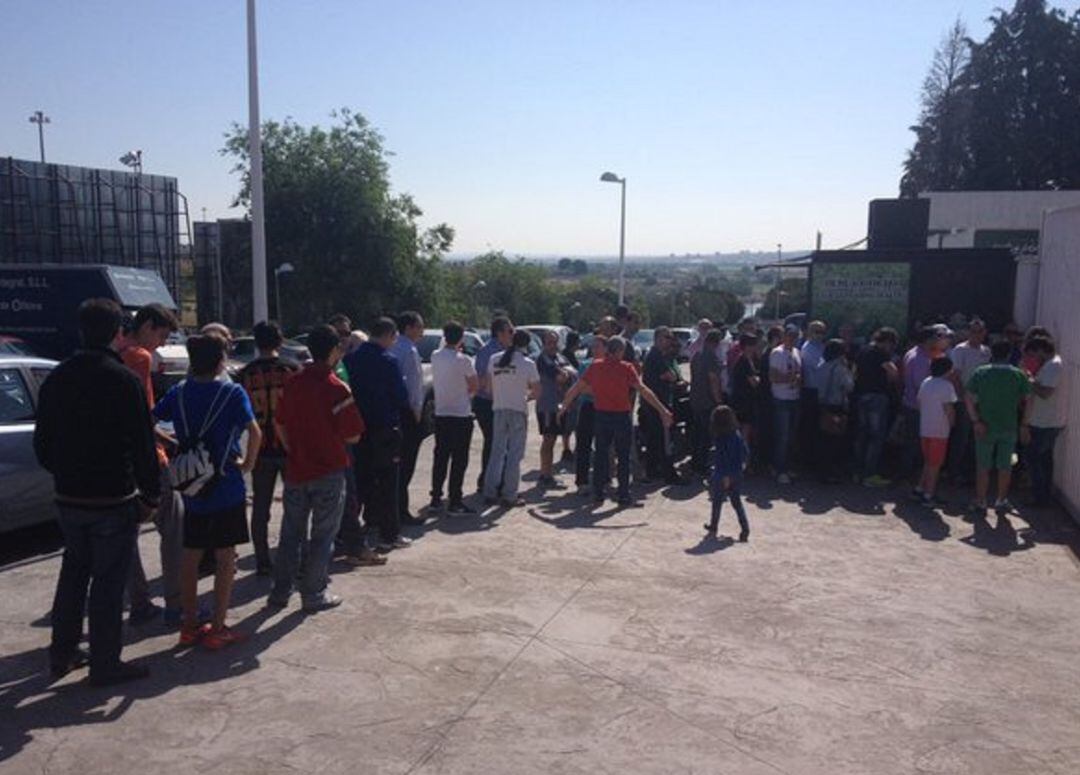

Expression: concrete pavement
xmin=3 ymin=432 xmax=1080 ymax=774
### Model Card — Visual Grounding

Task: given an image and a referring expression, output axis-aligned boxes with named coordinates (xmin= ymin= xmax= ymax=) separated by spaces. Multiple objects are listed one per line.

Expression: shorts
xmin=920 ymin=437 xmax=948 ymax=468
xmin=975 ymin=431 xmax=1017 ymax=471
xmin=182 ymin=503 xmax=250 ymax=550
xmin=536 ymin=409 xmax=567 ymax=438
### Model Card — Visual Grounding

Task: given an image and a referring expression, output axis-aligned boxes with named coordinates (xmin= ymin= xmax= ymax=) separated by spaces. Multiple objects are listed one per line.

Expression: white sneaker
xmin=377 ymin=536 xmax=413 ymax=552
xmin=777 ymin=473 xmax=792 ymax=485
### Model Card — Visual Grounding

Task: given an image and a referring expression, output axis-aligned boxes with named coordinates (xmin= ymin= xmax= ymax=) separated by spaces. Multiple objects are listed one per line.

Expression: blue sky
xmin=3 ymin=1 xmax=1077 ymax=256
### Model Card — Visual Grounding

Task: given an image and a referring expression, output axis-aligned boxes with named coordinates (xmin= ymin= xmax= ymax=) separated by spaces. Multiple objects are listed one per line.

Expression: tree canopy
xmin=222 ymin=108 xmax=454 ymax=326
xmin=901 ymin=0 xmax=1080 ymax=195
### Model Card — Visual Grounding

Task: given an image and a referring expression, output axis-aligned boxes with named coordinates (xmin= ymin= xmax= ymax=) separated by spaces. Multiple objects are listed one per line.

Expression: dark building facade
xmin=193 ymin=218 xmax=251 ymax=330
xmin=0 ymin=157 xmax=188 ymax=301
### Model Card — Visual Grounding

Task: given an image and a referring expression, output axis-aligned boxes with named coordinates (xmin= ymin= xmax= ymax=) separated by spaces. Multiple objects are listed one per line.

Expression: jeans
xmin=574 ymin=402 xmax=596 ymax=487
xmin=397 ymin=410 xmax=425 ymax=518
xmin=483 ymin=409 xmax=527 ymax=500
xmin=708 ymin=481 xmax=749 ymax=534
xmin=354 ymin=425 xmax=402 ymax=544
xmin=126 ymin=466 xmax=183 ymax=611
xmin=946 ymin=402 xmax=975 ymax=482
xmin=772 ymin=399 xmax=800 ymax=475
xmin=1026 ymin=426 xmax=1062 ymax=505
xmin=854 ymin=393 xmax=890 ymax=480
xmin=51 ymin=503 xmax=138 ymax=677
xmin=272 ymin=471 xmax=346 ymax=606
xmin=593 ymin=410 xmax=632 ymax=500
xmin=251 ymin=455 xmax=285 ymax=571
xmin=431 ymin=416 xmax=474 ymax=504
xmin=472 ymin=397 xmax=494 ymax=490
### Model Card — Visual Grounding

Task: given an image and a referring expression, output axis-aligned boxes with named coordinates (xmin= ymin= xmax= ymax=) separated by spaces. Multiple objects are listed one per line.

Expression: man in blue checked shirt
xmin=389 ymin=311 xmax=427 ymax=526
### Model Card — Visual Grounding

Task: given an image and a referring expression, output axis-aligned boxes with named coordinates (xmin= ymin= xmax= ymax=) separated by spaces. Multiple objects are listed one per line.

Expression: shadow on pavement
xmin=684 ymin=534 xmax=737 ymax=555
xmin=0 ymin=604 xmax=307 ymax=765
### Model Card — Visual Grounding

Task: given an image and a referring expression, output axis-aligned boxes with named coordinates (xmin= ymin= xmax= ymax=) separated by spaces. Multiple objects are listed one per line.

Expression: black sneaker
xmin=89 ymin=661 xmax=150 ymax=687
xmin=447 ymin=502 xmax=477 ymax=516
xmin=400 ymin=512 xmax=427 ymax=527
xmin=128 ymin=601 xmax=161 ymax=626
xmin=50 ymin=648 xmax=90 ymax=680
xmin=738 ymin=529 xmax=750 ymax=543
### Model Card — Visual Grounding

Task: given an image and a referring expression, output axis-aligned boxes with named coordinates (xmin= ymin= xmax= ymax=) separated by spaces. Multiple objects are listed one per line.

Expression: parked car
xmin=416 ymin=329 xmax=483 ymax=431
xmin=152 ymin=332 xmax=191 ymax=394
xmin=0 ymin=354 xmax=58 ymax=532
xmin=519 ymin=325 xmax=572 ymax=350
xmin=228 ymin=336 xmax=312 ymax=373
xmin=0 ymin=336 xmax=40 ymax=357
xmin=478 ymin=329 xmax=543 ymax=359
xmin=671 ymin=327 xmax=696 ymax=362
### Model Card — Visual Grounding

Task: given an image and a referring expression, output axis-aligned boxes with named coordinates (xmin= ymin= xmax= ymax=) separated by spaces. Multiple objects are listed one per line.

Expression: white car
xmin=0 ymin=355 xmax=59 ymax=532
xmin=519 ymin=325 xmax=572 ymax=350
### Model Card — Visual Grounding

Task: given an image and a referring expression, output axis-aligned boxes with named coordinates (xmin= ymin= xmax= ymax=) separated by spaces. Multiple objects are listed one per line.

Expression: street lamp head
xmin=119 ymin=150 xmax=142 ymax=168
xmin=276 ymin=262 xmax=295 ymax=274
xmin=599 ymin=172 xmax=623 ymax=184
xmin=472 ymin=280 xmax=487 ymax=291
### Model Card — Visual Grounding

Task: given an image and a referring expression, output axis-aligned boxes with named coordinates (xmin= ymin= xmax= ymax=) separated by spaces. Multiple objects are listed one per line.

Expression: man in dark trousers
xmin=35 ymin=298 xmax=161 ymax=686
xmin=473 ymin=316 xmax=513 ymax=493
xmin=389 ymin=311 xmax=426 ymax=525
xmin=344 ymin=317 xmax=412 ymax=553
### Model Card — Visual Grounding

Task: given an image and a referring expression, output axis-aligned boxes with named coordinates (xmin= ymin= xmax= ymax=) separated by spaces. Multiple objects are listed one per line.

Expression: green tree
xmin=222 ymin=108 xmax=454 ymax=328
xmin=901 ymin=20 xmax=972 ymax=196
xmin=964 ymin=0 xmax=1080 ymax=189
xmin=759 ymin=277 xmax=808 ymax=320
xmin=901 ymin=1 xmax=1080 ymax=193
xmin=466 ymin=251 xmax=560 ymax=325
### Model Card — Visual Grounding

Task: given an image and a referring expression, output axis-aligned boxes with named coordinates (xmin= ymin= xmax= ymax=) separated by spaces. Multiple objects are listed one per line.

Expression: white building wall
xmin=922 ymin=191 xmax=1080 ymax=328
xmin=1035 ymin=204 xmax=1080 ymax=521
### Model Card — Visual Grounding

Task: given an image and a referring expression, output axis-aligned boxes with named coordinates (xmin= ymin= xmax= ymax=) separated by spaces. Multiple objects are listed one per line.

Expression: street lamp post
xmin=274 ymin=262 xmax=295 ymax=328
xmin=247 ymin=0 xmax=269 ymax=325
xmin=774 ymin=243 xmax=783 ymax=321
xmin=29 ymin=111 xmax=50 ymax=163
xmin=600 ymin=172 xmax=626 ymax=305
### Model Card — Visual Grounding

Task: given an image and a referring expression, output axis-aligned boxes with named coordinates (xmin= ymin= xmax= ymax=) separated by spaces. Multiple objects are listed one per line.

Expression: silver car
xmin=0 ymin=355 xmax=58 ymax=532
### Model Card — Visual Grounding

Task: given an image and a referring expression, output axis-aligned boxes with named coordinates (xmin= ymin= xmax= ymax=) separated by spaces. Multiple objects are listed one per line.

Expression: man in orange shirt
xmin=558 ymin=337 xmax=672 ymax=506
xmin=116 ymin=303 xmax=183 ymax=625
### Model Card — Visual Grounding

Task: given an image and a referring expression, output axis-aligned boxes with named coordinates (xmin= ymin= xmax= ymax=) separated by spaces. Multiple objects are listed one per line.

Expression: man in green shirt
xmin=965 ymin=339 xmax=1032 ymax=516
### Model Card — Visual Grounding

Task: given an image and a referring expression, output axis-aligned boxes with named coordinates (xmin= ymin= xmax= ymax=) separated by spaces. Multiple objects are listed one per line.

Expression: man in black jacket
xmin=35 ymin=298 xmax=161 ymax=686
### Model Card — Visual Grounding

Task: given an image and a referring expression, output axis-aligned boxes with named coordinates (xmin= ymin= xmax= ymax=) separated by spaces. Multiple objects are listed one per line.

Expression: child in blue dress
xmin=705 ymin=405 xmax=750 ymax=542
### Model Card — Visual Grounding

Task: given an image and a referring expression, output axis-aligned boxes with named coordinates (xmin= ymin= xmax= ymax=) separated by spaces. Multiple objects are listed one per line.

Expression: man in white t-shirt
xmin=429 ymin=322 xmax=479 ymax=515
xmin=916 ymin=357 xmax=958 ymax=506
xmin=1024 ymin=336 xmax=1066 ymax=507
xmin=768 ymin=324 xmax=803 ymax=483
xmin=946 ymin=318 xmax=990 ymax=483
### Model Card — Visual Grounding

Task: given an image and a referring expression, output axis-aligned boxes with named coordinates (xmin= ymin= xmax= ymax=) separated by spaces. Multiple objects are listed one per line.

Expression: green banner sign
xmin=811 ymin=262 xmax=910 ymax=337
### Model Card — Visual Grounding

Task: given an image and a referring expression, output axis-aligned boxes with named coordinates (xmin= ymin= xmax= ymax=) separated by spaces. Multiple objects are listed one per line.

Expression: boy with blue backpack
xmin=154 ymin=333 xmax=262 ymax=649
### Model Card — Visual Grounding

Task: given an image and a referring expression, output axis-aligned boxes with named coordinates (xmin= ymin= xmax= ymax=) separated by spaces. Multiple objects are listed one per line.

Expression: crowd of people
xmin=32 ymin=298 xmax=1066 ymax=687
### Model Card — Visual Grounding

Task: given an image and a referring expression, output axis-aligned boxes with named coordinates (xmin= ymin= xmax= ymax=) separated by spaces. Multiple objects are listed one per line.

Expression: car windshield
xmin=416 ymin=333 xmax=442 ymax=363
xmin=0 ymin=369 xmax=34 ymax=423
